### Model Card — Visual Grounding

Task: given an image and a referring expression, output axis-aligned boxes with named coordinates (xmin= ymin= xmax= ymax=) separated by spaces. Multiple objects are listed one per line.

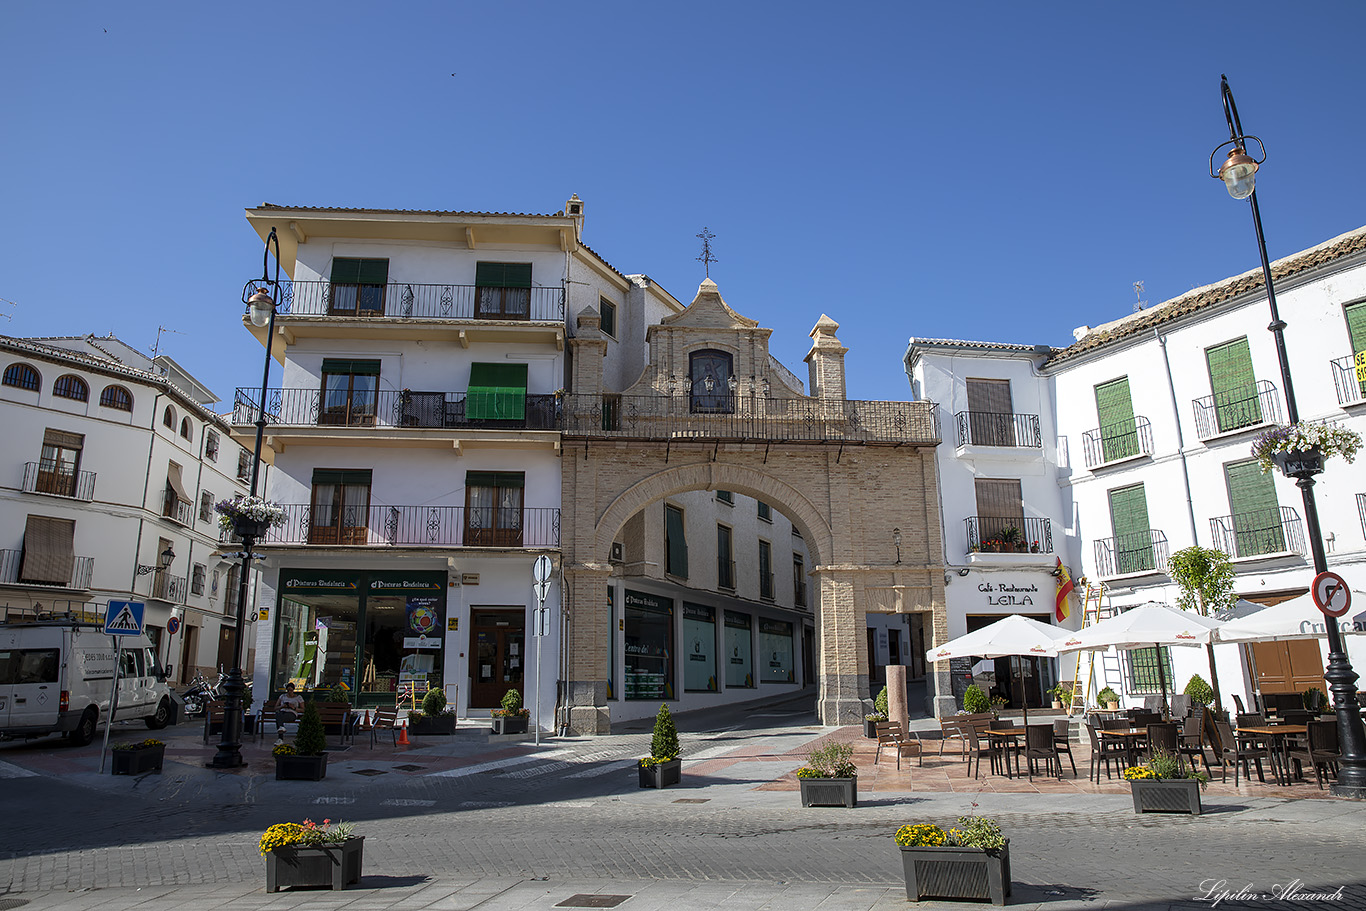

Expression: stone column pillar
xmin=816 ymin=568 xmax=870 ymax=724
xmin=928 ymin=603 xmax=957 ymax=719
xmin=559 ymin=562 xmax=613 ymax=734
xmin=887 ymin=664 xmax=909 ymax=736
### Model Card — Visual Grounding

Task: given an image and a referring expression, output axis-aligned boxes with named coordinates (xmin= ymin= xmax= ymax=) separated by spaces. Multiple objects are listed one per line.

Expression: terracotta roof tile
xmin=255 ymin=203 xmax=564 ymax=218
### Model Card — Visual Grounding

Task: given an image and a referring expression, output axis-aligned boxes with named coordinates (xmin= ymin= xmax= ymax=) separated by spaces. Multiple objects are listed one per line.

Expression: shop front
xmin=271 ymin=568 xmax=446 ymax=707
xmin=948 ymin=569 xmax=1061 ymax=710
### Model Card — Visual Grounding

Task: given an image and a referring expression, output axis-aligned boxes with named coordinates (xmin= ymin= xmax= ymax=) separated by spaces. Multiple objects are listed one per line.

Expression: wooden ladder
xmin=1067 ymin=582 xmax=1112 ymax=715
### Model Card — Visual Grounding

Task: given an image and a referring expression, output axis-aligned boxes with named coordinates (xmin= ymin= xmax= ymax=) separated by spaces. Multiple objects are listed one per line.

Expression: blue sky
xmin=4 ymin=3 xmax=1365 ymax=403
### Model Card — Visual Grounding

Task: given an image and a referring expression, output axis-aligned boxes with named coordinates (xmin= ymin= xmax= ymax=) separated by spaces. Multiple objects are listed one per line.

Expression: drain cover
xmin=0 ymin=899 xmax=31 ymax=910
xmin=393 ymin=764 xmax=427 ymax=772
xmin=351 ymin=768 xmax=388 ymax=777
xmin=672 ymin=798 xmax=709 ymax=804
xmin=555 ymin=896 xmax=631 ymax=908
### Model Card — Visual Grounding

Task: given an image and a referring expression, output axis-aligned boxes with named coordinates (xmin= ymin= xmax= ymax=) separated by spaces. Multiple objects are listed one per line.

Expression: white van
xmin=0 ymin=620 xmax=173 ymax=745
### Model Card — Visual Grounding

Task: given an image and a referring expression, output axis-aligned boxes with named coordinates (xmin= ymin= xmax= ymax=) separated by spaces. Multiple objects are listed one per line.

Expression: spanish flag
xmin=1054 ymin=557 xmax=1074 ymax=622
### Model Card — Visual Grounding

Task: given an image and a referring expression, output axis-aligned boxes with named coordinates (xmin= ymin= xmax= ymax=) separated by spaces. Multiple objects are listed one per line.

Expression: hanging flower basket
xmin=1251 ymin=423 xmax=1360 ymax=477
xmin=216 ymin=495 xmax=288 ymax=539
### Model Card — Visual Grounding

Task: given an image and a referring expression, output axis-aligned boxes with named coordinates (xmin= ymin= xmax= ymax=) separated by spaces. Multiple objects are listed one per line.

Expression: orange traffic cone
xmin=397 ymin=724 xmax=410 ymax=747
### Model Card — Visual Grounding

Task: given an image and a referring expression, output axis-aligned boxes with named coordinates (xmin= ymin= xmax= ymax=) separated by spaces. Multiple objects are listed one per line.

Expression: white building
xmin=0 ymin=334 xmax=255 ymax=683
xmin=907 ymin=224 xmax=1366 ymax=714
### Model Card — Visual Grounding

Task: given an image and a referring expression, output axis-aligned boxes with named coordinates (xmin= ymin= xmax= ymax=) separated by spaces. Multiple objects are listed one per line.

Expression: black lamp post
xmin=1211 ymin=75 xmax=1366 ymax=799
xmin=208 ymin=227 xmax=280 ymax=769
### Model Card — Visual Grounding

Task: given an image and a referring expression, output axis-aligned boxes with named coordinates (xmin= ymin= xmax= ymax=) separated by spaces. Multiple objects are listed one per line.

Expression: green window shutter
xmin=321 ymin=359 xmax=380 ymax=376
xmin=330 ymin=259 xmax=361 ymax=284
xmin=1108 ymin=483 xmax=1152 ymax=573
xmin=475 ymin=262 xmax=532 ymax=289
xmin=1206 ymin=338 xmax=1261 ymax=432
xmin=1095 ymin=377 xmax=1138 ymax=461
xmin=357 ymin=259 xmax=388 ymax=285
xmin=1226 ymin=459 xmax=1285 ymax=555
xmin=465 ymin=472 xmax=524 ymax=489
xmin=1346 ymin=302 xmax=1366 ymax=394
xmin=330 ymin=258 xmax=388 ymax=285
xmin=312 ymin=468 xmax=372 ymax=486
xmin=665 ymin=504 xmax=688 ymax=578
xmin=467 ymin=363 xmax=528 ymax=420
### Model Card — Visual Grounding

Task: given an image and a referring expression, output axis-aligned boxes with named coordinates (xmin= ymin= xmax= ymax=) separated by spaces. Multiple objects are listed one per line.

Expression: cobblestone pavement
xmin=0 ymin=705 xmax=1362 ymax=910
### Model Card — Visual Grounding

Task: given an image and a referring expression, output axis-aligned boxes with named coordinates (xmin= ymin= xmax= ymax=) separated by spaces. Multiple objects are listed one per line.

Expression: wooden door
xmin=468 ymin=610 xmax=526 ymax=708
xmin=1252 ymin=640 xmax=1327 ymax=695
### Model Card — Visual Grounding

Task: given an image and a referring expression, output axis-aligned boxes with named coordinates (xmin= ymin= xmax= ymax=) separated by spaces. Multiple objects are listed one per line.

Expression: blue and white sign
xmin=104 ymin=600 xmax=146 ymax=636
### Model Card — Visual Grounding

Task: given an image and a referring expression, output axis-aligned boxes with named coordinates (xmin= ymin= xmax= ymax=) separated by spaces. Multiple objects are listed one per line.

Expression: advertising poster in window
xmin=724 ymin=609 xmax=753 ymax=688
xmin=682 ymin=602 xmax=717 ymax=692
xmin=759 ymin=618 xmax=795 ymax=683
xmin=624 ymin=589 xmax=673 ymax=700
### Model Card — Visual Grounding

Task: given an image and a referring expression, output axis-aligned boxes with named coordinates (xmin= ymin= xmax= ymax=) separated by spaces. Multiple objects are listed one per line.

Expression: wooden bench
xmin=369 ymin=707 xmax=400 ymax=749
xmin=939 ymin=712 xmax=994 ymax=760
xmin=254 ymin=699 xmax=354 ymax=745
xmin=874 ymin=721 xmax=923 ymax=769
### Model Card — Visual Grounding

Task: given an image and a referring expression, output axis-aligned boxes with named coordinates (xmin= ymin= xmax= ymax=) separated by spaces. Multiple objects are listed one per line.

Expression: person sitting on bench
xmin=276 ymin=683 xmax=304 ymax=741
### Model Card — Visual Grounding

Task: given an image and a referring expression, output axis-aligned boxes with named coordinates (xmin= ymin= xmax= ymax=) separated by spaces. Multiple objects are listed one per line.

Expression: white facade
xmin=0 ymin=334 xmax=254 ymax=683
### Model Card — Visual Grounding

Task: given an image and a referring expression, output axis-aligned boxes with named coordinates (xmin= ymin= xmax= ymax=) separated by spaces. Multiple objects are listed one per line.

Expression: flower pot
xmin=275 ymin=752 xmax=328 ymax=781
xmin=111 ymin=743 xmax=165 ymax=775
xmin=491 ymin=714 xmax=528 ymax=735
xmin=1129 ymin=779 xmax=1202 ymax=815
xmin=408 ymin=714 xmax=457 ymax=735
xmin=638 ymin=758 xmax=682 ymax=789
xmin=1270 ymin=446 xmax=1324 ymax=479
xmin=232 ymin=516 xmax=271 ymax=540
xmin=1051 ymin=700 xmax=1063 ymax=710
xmin=1104 ymin=700 xmax=1120 ymax=711
xmin=864 ymin=718 xmax=881 ymax=738
xmin=900 ymin=840 xmax=1011 ymax=906
xmin=265 ymin=836 xmax=364 ymax=892
xmin=799 ymin=776 xmax=857 ymax=808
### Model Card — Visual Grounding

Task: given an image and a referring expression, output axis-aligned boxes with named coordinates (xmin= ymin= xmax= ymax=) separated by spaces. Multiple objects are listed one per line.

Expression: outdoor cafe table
xmin=985 ymin=729 xmax=1024 ymax=778
xmin=1099 ymin=728 xmax=1149 ymax=768
xmin=1237 ymin=725 xmax=1307 ymax=786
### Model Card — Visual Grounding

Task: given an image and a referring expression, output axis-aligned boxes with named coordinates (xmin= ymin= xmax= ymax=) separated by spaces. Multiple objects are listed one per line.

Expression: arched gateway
xmin=557 ymin=279 xmax=947 ymax=733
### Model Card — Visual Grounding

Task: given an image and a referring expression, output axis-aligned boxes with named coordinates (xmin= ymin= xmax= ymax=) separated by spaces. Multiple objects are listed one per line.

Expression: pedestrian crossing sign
xmin=104 ymin=600 xmax=146 ymax=636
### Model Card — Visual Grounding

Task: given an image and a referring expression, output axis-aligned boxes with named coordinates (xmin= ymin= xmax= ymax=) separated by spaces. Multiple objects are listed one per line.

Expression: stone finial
xmin=805 ymin=313 xmax=848 ymax=401
xmin=810 ymin=313 xmax=840 ymax=338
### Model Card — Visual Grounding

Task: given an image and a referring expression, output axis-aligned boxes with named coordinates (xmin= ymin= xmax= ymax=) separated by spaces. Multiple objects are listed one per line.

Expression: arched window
xmin=53 ymin=374 xmax=90 ymax=402
xmin=99 ymin=384 xmax=133 ymax=411
xmin=163 ymin=405 xmax=176 ymax=429
xmin=2 ymin=363 xmax=41 ymax=391
xmin=180 ymin=417 xmax=193 ymax=440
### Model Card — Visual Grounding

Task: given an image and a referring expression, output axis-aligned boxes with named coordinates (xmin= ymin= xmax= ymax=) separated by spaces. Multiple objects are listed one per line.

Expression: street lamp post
xmin=1211 ymin=75 xmax=1366 ymax=799
xmin=208 ymin=227 xmax=281 ymax=769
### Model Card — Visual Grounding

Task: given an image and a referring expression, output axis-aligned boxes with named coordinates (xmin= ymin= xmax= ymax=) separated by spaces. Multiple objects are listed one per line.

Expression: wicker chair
xmin=1179 ymin=714 xmax=1205 ymax=771
xmin=964 ymin=726 xmax=1008 ymax=779
xmin=1212 ymin=720 xmax=1269 ymax=785
xmin=1144 ymin=722 xmax=1181 ymax=765
xmin=1052 ymin=718 xmax=1076 ymax=776
xmin=1086 ymin=723 xmax=1125 ymax=783
xmin=1287 ymin=720 xmax=1341 ymax=789
xmin=1024 ymin=724 xmax=1060 ymax=780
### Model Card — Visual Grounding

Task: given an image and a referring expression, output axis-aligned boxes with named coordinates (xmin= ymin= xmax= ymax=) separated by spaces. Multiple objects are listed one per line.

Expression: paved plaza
xmin=0 ymin=702 xmax=1362 ymax=910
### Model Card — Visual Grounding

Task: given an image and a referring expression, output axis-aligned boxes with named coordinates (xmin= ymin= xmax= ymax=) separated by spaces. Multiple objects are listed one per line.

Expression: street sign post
xmin=99 ymin=600 xmax=146 ymax=773
xmin=1313 ymin=571 xmax=1353 ymax=618
xmin=530 ymin=556 xmax=553 ymax=745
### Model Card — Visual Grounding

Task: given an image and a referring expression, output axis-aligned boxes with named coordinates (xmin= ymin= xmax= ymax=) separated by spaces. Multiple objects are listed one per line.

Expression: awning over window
xmin=43 ymin=428 xmax=84 ymax=450
xmin=467 ymin=363 xmax=528 ymax=420
xmin=167 ymin=462 xmax=191 ymax=501
xmin=20 ymin=515 xmax=76 ymax=585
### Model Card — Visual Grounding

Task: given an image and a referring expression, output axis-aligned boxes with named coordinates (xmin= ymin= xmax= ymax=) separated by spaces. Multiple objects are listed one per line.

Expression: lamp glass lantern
xmin=1218 ymin=147 xmax=1259 ymax=199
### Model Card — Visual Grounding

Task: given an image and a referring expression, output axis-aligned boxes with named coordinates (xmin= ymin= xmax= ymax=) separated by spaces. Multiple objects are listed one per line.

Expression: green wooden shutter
xmin=330 ymin=259 xmax=361 ymax=284
xmin=311 ymin=468 xmax=372 ymax=486
xmin=467 ymin=363 xmax=528 ymax=420
xmin=1347 ymin=302 xmax=1366 ymax=394
xmin=321 ymin=359 xmax=380 ymax=376
xmin=330 ymin=258 xmax=388 ymax=285
xmin=1225 ymin=459 xmax=1284 ymax=555
xmin=1206 ymin=338 xmax=1261 ymax=432
xmin=475 ymin=262 xmax=532 ymax=288
xmin=665 ymin=504 xmax=688 ymax=578
xmin=1108 ymin=483 xmax=1152 ymax=573
xmin=1095 ymin=377 xmax=1138 ymax=461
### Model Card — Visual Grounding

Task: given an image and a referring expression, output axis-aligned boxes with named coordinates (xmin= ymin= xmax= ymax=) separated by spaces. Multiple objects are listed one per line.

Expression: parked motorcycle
xmin=179 ymin=673 xmax=218 ymax=716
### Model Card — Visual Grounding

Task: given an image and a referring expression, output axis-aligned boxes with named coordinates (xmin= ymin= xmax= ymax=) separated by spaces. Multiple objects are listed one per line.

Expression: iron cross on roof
xmin=696 ymin=227 xmax=718 ymax=278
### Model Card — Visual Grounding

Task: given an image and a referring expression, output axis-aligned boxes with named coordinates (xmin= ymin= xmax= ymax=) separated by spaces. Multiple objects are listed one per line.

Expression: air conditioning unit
xmin=610 ymin=542 xmax=624 ymax=563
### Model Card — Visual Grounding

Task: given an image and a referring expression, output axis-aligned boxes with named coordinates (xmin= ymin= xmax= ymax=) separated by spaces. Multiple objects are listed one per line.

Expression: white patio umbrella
xmin=1056 ymin=602 xmax=1225 ymax=713
xmin=926 ymin=614 xmax=1068 ymax=727
xmin=1218 ymin=591 xmax=1366 ymax=642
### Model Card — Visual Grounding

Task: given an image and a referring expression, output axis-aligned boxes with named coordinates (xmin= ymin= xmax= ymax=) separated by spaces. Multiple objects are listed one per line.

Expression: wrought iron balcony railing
xmin=163 ymin=492 xmax=194 ymax=526
xmin=1331 ymin=354 xmax=1366 ymax=406
xmin=275 ymin=280 xmax=565 ymax=322
xmin=1094 ymin=529 xmax=1170 ymax=577
xmin=152 ymin=573 xmax=188 ymax=603
xmin=964 ymin=515 xmax=1053 ymax=554
xmin=22 ymin=462 xmax=96 ymax=501
xmin=0 ymin=550 xmax=94 ymax=589
xmin=1192 ymin=380 xmax=1282 ymax=440
xmin=1082 ymin=416 xmax=1154 ymax=468
xmin=954 ymin=411 xmax=1042 ymax=448
xmin=1358 ymin=493 xmax=1366 ymax=540
xmin=1209 ymin=506 xmax=1304 ymax=559
xmin=560 ymin=395 xmax=938 ymax=445
xmin=233 ymin=388 xmax=559 ymax=431
xmin=231 ymin=504 xmax=560 ymax=548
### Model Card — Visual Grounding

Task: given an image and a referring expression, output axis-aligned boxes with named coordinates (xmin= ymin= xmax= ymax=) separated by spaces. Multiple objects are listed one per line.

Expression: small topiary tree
xmin=499 ymin=688 xmax=527 ymax=716
xmin=962 ymin=683 xmax=990 ymax=714
xmin=650 ymin=703 xmax=679 ymax=762
xmin=1183 ymin=674 xmax=1214 ymax=709
xmin=874 ymin=685 xmax=889 ymax=717
xmin=293 ymin=701 xmax=327 ymax=756
xmin=421 ymin=687 xmax=448 ymax=716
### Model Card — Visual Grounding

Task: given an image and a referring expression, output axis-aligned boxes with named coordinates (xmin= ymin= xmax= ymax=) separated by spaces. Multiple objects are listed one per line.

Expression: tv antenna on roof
xmin=151 ymin=325 xmax=184 ymax=359
xmin=1132 ymin=281 xmax=1148 ymax=313
xmin=0 ymin=297 xmax=17 ymax=320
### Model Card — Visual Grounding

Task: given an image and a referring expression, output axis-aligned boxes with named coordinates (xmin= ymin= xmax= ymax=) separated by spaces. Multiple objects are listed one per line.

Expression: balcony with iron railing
xmin=1331 ymin=354 xmax=1366 ymax=406
xmin=233 ymin=388 xmax=559 ymax=431
xmin=151 ymin=573 xmax=188 ymax=603
xmin=964 ymin=515 xmax=1054 ymax=560
xmin=225 ymin=504 xmax=560 ymax=549
xmin=0 ymin=550 xmax=94 ymax=589
xmin=561 ymin=394 xmax=939 ymax=445
xmin=275 ymin=280 xmax=566 ymax=322
xmin=163 ymin=491 xmax=194 ymax=526
xmin=1082 ymin=417 xmax=1154 ymax=469
xmin=1192 ymin=380 xmax=1282 ymax=441
xmin=22 ymin=461 xmax=96 ymax=501
xmin=1094 ymin=529 xmax=1170 ymax=578
xmin=1209 ymin=506 xmax=1305 ymax=559
xmin=953 ymin=411 xmax=1042 ymax=449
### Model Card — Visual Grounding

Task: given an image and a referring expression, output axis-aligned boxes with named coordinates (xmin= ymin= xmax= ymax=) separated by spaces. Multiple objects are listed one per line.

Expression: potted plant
xmin=895 ymin=814 xmax=1010 ymax=905
xmin=638 ymin=703 xmax=681 ymax=788
xmin=998 ymin=526 xmax=1021 ymax=553
xmin=491 ymin=688 xmax=530 ymax=735
xmin=962 ymin=683 xmax=990 ymax=715
xmin=408 ymin=688 xmax=457 ymax=735
xmin=110 ymin=737 xmax=165 ymax=775
xmin=214 ymin=494 xmax=288 ymax=540
xmin=1047 ymin=684 xmax=1069 ymax=711
xmin=1251 ymin=422 xmax=1361 ymax=478
xmin=275 ymin=701 xmax=328 ymax=780
xmin=989 ymin=695 xmax=1008 ymax=718
xmin=1303 ymin=686 xmax=1327 ymax=713
xmin=260 ymin=818 xmax=362 ymax=892
xmin=796 ymin=740 xmax=858 ymax=808
xmin=1029 ymin=539 xmax=1041 ymax=554
xmin=1097 ymin=686 xmax=1121 ymax=711
xmin=1124 ymin=749 xmax=1209 ymax=815
xmin=1183 ymin=674 xmax=1214 ymax=712
xmin=865 ymin=685 xmax=889 ymax=738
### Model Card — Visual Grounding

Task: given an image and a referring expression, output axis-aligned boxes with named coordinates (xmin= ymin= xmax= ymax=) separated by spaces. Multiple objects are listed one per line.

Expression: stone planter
xmin=265 ymin=836 xmax=364 ymax=892
xmin=638 ymin=758 xmax=682 ymax=789
xmin=491 ymin=714 xmax=529 ymax=735
xmin=864 ymin=718 xmax=883 ymax=738
xmin=408 ymin=714 xmax=457 ymax=735
xmin=275 ymin=752 xmax=328 ymax=781
xmin=900 ymin=841 xmax=1011 ymax=906
xmin=799 ymin=776 xmax=857 ymax=808
xmin=1270 ymin=446 xmax=1324 ymax=479
xmin=1130 ymin=779 xmax=1202 ymax=815
xmin=110 ymin=743 xmax=165 ymax=775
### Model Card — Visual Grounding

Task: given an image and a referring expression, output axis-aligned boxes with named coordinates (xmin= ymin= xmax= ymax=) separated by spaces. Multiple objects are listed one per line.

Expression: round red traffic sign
xmin=166 ymin=615 xmax=181 ymax=635
xmin=1311 ymin=571 xmax=1352 ymax=618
